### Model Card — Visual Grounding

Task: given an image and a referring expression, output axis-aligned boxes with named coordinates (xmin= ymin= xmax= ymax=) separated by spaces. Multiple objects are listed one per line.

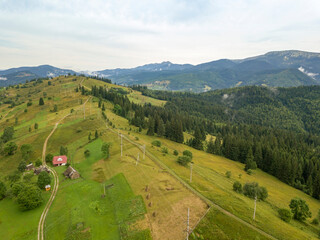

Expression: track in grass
xmin=37 ymin=97 xmax=91 ymax=240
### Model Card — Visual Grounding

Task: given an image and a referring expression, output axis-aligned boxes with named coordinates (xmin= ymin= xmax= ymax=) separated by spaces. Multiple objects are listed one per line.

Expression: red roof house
xmin=52 ymin=155 xmax=67 ymax=166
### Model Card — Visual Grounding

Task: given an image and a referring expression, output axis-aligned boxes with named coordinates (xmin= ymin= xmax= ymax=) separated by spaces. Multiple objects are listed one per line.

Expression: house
xmin=52 ymin=155 xmax=67 ymax=166
xmin=63 ymin=166 xmax=80 ymax=179
xmin=45 ymin=185 xmax=51 ymax=191
xmin=26 ymin=163 xmax=35 ymax=171
xmin=34 ymin=166 xmax=50 ymax=175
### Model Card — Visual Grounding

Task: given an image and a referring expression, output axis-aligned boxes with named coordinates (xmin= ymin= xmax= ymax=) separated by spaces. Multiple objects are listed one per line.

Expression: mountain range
xmin=1 ymin=50 xmax=320 ymax=91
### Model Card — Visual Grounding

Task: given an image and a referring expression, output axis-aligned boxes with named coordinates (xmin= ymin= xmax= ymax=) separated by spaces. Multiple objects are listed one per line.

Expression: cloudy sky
xmin=0 ymin=0 xmax=320 ymax=71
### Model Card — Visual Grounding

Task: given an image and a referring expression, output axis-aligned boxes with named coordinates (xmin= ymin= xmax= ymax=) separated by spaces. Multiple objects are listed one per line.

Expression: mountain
xmin=96 ymin=50 xmax=320 ymax=92
xmin=0 ymin=65 xmax=76 ymax=86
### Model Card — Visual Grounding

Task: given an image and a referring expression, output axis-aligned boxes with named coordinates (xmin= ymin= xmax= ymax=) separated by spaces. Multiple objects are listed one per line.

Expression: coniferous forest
xmin=87 ymin=84 xmax=320 ymax=200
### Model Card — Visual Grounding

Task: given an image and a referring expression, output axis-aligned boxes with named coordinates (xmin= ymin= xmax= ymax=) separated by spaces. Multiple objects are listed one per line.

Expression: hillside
xmin=0 ymin=65 xmax=76 ymax=87
xmin=0 ymin=77 xmax=319 ymax=239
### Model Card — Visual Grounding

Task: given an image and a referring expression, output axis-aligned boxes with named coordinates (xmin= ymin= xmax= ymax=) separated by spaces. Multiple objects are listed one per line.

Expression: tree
xmin=243 ymin=182 xmax=268 ymax=201
xmin=157 ymin=119 xmax=165 ymax=137
xmin=233 ymin=181 xmax=243 ymax=193
xmin=183 ymin=150 xmax=193 ymax=159
xmin=12 ymin=182 xmax=24 ymax=197
xmin=207 ymin=138 xmax=215 ymax=154
xmin=225 ymin=171 xmax=231 ymax=178
xmin=34 ymin=123 xmax=39 ymax=130
xmin=0 ymin=181 xmax=6 ymax=200
xmin=35 ymin=159 xmax=42 ymax=167
xmin=102 ymin=103 xmax=105 ymax=111
xmin=60 ymin=146 xmax=68 ymax=156
xmin=45 ymin=153 xmax=53 ymax=163
xmin=1 ymin=126 xmax=14 ymax=143
xmin=20 ymin=144 xmax=33 ymax=160
xmin=39 ymin=97 xmax=44 ymax=106
xmin=37 ymin=171 xmax=51 ymax=189
xmin=177 ymin=156 xmax=192 ymax=166
xmin=278 ymin=208 xmax=292 ymax=223
xmin=88 ymin=132 xmax=91 ymax=141
xmin=147 ymin=118 xmax=155 ymax=136
xmin=18 ymin=161 xmax=26 ymax=172
xmin=4 ymin=142 xmax=18 ymax=155
xmin=289 ymin=198 xmax=312 ymax=221
xmin=17 ymin=184 xmax=43 ymax=211
xmin=245 ymin=148 xmax=257 ymax=171
xmin=173 ymin=150 xmax=179 ymax=156
xmin=95 ymin=130 xmax=99 ymax=139
xmin=101 ymin=142 xmax=111 ymax=158
xmin=53 ymin=104 xmax=58 ymax=112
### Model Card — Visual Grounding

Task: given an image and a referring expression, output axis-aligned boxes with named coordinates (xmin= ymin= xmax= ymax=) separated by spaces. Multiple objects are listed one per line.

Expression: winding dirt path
xmin=37 ymin=97 xmax=91 ymax=240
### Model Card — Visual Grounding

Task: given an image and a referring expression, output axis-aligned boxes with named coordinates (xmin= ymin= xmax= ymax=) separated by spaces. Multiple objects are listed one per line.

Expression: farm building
xmin=26 ymin=163 xmax=35 ymax=171
xmin=52 ymin=155 xmax=67 ymax=166
xmin=63 ymin=166 xmax=80 ymax=179
xmin=34 ymin=166 xmax=50 ymax=175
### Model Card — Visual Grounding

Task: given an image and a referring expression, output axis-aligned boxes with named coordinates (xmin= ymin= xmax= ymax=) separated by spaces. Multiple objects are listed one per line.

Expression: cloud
xmin=0 ymin=0 xmax=319 ymax=70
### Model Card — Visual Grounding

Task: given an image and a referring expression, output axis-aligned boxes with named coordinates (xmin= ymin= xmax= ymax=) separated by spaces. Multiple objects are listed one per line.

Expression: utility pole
xmin=253 ymin=195 xmax=257 ymax=220
xmin=136 ymin=153 xmax=140 ymax=165
xmin=120 ymin=134 xmax=123 ymax=157
xmin=143 ymin=144 xmax=146 ymax=160
xmin=83 ymin=103 xmax=85 ymax=119
xmin=190 ymin=162 xmax=194 ymax=183
xmin=186 ymin=208 xmax=190 ymax=240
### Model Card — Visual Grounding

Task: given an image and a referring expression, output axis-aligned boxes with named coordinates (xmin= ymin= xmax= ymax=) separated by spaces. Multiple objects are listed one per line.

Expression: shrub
xmin=225 ymin=171 xmax=231 ymax=178
xmin=290 ymin=198 xmax=312 ymax=221
xmin=312 ymin=218 xmax=319 ymax=225
xmin=45 ymin=153 xmax=54 ymax=163
xmin=151 ymin=140 xmax=161 ymax=147
xmin=35 ymin=159 xmax=42 ymax=167
xmin=173 ymin=150 xmax=179 ymax=156
xmin=233 ymin=181 xmax=242 ymax=193
xmin=12 ymin=182 xmax=24 ymax=197
xmin=278 ymin=208 xmax=292 ymax=223
xmin=84 ymin=149 xmax=90 ymax=157
xmin=177 ymin=156 xmax=192 ymax=166
xmin=162 ymin=147 xmax=168 ymax=154
xmin=0 ymin=181 xmax=6 ymax=200
xmin=183 ymin=150 xmax=193 ymax=159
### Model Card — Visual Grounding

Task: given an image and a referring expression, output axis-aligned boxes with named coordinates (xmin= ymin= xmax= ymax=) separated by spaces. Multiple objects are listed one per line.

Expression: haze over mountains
xmin=1 ymin=50 xmax=320 ymax=91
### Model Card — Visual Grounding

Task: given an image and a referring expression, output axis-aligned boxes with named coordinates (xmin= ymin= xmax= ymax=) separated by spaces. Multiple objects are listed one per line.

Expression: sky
xmin=0 ymin=0 xmax=320 ymax=71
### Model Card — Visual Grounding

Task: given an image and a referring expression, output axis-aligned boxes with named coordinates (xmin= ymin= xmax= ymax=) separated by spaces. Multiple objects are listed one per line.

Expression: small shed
xmin=45 ymin=185 xmax=51 ymax=191
xmin=26 ymin=163 xmax=35 ymax=171
xmin=34 ymin=166 xmax=50 ymax=175
xmin=52 ymin=155 xmax=67 ymax=166
xmin=63 ymin=166 xmax=80 ymax=179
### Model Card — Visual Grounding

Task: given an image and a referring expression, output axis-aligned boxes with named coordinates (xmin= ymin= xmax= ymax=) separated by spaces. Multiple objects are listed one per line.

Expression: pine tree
xmin=102 ymin=103 xmax=105 ymax=111
xmin=207 ymin=137 xmax=215 ymax=154
xmin=39 ymin=97 xmax=44 ymax=106
xmin=157 ymin=119 xmax=165 ymax=136
xmin=245 ymin=147 xmax=257 ymax=171
xmin=95 ymin=130 xmax=99 ymax=139
xmin=147 ymin=118 xmax=155 ymax=136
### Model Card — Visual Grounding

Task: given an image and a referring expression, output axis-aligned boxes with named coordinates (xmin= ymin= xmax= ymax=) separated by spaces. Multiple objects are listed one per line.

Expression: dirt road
xmin=37 ymin=97 xmax=91 ymax=240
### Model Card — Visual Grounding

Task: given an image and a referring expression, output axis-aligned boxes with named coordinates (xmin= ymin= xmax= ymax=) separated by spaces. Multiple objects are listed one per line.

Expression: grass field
xmin=1 ymin=75 xmax=320 ymax=240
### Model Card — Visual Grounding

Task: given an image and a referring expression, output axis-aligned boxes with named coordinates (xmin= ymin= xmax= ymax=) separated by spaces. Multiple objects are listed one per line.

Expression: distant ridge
xmin=1 ymin=50 xmax=320 ymax=90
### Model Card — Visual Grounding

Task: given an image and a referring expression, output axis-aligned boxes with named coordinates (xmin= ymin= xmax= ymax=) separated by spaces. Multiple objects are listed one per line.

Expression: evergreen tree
xmin=245 ymin=148 xmax=257 ymax=171
xmin=95 ymin=130 xmax=99 ymax=139
xmin=157 ymin=119 xmax=165 ymax=137
xmin=39 ymin=97 xmax=44 ymax=106
xmin=207 ymin=137 xmax=215 ymax=154
xmin=147 ymin=118 xmax=155 ymax=136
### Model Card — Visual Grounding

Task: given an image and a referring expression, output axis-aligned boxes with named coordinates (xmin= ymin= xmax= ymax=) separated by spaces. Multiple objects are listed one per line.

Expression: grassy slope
xmin=101 ymin=102 xmax=320 ymax=240
xmin=1 ymin=76 xmax=319 ymax=240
